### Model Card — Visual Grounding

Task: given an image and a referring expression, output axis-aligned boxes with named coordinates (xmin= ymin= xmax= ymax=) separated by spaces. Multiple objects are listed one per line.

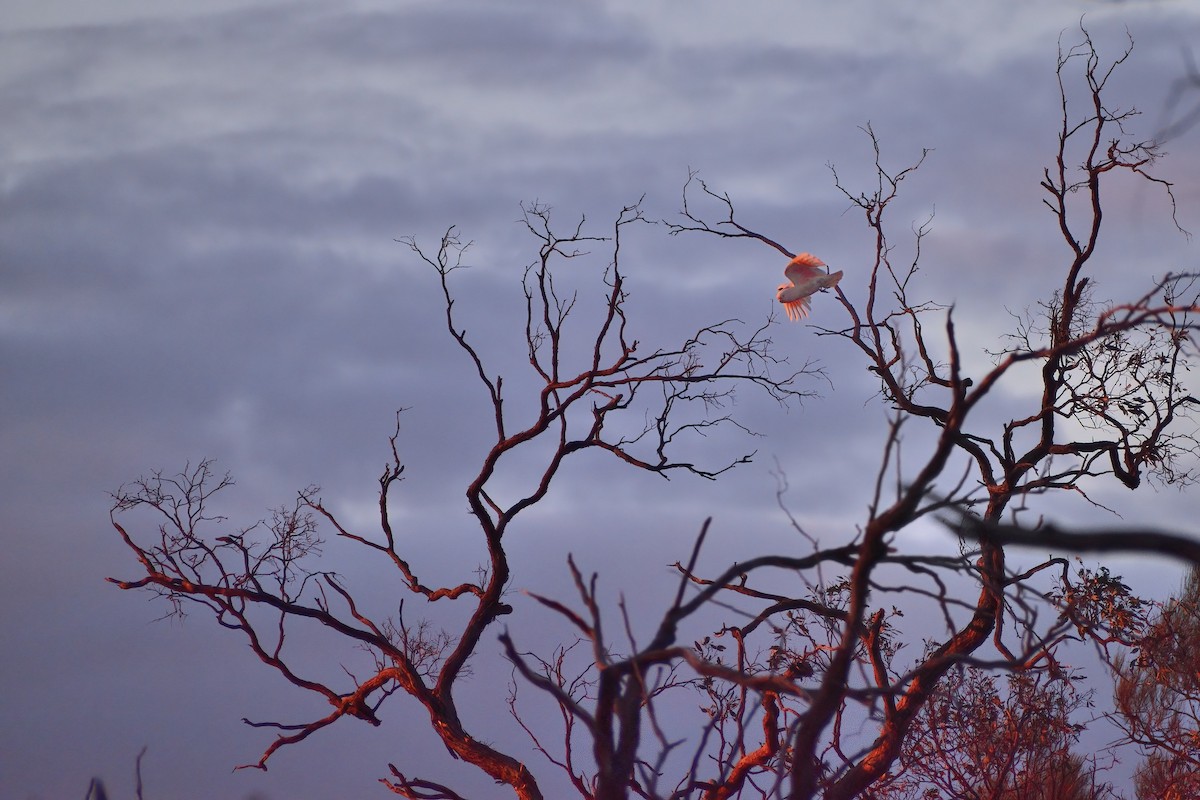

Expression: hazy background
xmin=3 ymin=1 xmax=1200 ymax=798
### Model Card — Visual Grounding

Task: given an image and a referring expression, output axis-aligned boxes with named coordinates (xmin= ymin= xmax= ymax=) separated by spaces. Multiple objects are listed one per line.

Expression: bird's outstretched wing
xmin=781 ymin=293 xmax=814 ymax=321
xmin=782 ymin=252 xmax=827 ymax=284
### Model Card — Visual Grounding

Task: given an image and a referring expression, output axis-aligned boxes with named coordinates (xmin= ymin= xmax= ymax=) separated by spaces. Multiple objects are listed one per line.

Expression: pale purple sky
xmin=3 ymin=2 xmax=1200 ymax=798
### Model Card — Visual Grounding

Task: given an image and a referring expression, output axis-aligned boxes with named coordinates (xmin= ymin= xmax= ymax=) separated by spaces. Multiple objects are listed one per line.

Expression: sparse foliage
xmin=1113 ymin=569 xmax=1200 ymax=800
xmin=875 ymin=666 xmax=1115 ymax=800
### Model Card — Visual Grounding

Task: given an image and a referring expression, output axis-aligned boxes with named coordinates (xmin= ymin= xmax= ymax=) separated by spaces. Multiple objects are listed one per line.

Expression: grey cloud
xmin=295 ymin=1 xmax=653 ymax=83
xmin=3 ymin=2 xmax=1199 ymax=798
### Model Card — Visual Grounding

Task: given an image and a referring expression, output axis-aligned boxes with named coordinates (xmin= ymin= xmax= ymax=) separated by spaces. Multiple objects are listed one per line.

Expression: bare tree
xmin=109 ymin=200 xmax=810 ymax=800
xmin=110 ymin=27 xmax=1200 ymax=800
xmin=495 ymin=25 xmax=1198 ymax=800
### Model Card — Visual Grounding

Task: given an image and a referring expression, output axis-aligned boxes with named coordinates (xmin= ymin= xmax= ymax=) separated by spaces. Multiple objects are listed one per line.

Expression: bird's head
xmin=776 ymin=283 xmax=790 ymax=300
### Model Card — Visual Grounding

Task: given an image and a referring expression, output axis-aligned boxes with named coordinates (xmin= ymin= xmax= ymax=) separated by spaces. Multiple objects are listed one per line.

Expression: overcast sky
xmin=4 ymin=2 xmax=1200 ymax=799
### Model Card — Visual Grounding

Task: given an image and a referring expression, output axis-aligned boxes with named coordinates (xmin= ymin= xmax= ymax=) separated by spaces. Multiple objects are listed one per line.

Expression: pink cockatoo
xmin=776 ymin=253 xmax=842 ymax=321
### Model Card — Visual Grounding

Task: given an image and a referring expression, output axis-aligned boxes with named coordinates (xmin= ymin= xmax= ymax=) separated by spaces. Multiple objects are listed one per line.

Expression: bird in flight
xmin=776 ymin=253 xmax=842 ymax=321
